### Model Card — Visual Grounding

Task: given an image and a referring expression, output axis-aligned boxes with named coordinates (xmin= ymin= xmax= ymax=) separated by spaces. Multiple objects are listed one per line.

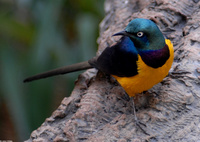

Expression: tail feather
xmin=24 ymin=61 xmax=93 ymax=83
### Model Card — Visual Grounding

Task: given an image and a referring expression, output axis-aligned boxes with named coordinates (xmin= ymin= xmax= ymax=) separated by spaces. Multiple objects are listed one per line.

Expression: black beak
xmin=112 ymin=30 xmax=130 ymax=36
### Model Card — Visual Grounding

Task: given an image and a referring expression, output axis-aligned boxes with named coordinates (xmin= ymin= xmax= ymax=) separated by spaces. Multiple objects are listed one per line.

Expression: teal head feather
xmin=125 ymin=18 xmax=165 ymax=51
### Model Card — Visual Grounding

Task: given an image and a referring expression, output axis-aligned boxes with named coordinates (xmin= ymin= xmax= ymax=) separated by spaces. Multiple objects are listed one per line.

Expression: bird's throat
xmin=138 ymin=44 xmax=170 ymax=68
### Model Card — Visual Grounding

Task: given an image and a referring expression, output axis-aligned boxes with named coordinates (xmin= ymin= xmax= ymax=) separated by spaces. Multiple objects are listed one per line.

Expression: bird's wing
xmin=89 ymin=36 xmax=138 ymax=77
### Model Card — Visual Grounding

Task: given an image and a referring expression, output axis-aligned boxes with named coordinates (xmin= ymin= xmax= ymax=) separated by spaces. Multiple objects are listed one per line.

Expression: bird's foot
xmin=135 ymin=119 xmax=149 ymax=135
xmin=129 ymin=97 xmax=150 ymax=135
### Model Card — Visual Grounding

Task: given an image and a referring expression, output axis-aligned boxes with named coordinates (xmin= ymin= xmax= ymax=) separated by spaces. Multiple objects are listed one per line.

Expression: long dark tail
xmin=23 ymin=61 xmax=93 ymax=83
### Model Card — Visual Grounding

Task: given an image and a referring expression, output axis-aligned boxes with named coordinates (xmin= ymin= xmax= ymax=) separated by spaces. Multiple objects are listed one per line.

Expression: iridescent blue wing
xmin=89 ymin=36 xmax=138 ymax=77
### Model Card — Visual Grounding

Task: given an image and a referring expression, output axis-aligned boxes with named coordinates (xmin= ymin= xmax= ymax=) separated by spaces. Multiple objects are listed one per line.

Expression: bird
xmin=24 ymin=18 xmax=174 ymax=97
xmin=24 ymin=18 xmax=174 ymax=134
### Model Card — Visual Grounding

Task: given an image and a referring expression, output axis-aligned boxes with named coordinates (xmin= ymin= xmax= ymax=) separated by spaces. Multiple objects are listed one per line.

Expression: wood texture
xmin=26 ymin=0 xmax=200 ymax=141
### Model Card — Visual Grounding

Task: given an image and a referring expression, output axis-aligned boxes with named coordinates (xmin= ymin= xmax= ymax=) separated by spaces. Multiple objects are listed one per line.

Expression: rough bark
xmin=26 ymin=0 xmax=200 ymax=141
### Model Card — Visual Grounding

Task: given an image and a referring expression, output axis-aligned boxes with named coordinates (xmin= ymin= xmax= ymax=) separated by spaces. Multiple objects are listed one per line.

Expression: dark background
xmin=0 ymin=0 xmax=104 ymax=141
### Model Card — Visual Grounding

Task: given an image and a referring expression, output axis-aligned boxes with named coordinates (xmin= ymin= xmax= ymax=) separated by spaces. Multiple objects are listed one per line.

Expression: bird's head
xmin=113 ymin=18 xmax=165 ymax=51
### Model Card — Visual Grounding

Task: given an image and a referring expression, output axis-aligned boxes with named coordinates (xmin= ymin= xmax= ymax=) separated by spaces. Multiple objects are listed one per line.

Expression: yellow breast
xmin=112 ymin=39 xmax=174 ymax=97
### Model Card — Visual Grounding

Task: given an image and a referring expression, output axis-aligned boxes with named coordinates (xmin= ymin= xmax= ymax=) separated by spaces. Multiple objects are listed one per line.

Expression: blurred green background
xmin=0 ymin=0 xmax=104 ymax=141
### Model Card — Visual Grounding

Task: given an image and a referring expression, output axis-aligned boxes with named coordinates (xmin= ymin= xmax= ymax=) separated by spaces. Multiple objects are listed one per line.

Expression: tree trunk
xmin=26 ymin=0 xmax=200 ymax=141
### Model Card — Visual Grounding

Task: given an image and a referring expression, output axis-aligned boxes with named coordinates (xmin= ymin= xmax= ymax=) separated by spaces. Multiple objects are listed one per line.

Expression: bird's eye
xmin=136 ymin=32 xmax=144 ymax=37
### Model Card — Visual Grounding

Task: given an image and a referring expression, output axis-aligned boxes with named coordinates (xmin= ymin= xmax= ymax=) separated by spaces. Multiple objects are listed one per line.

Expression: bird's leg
xmin=130 ymin=97 xmax=149 ymax=135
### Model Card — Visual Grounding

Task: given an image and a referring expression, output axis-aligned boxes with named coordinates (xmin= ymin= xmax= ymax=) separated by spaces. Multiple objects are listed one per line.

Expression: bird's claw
xmin=135 ymin=120 xmax=149 ymax=135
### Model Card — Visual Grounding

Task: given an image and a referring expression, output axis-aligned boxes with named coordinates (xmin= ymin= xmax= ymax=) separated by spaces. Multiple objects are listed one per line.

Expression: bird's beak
xmin=112 ymin=30 xmax=130 ymax=36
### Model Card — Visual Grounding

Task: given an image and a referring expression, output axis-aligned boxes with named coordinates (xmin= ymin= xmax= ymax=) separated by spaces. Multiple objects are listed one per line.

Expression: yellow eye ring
xmin=137 ymin=32 xmax=144 ymax=37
